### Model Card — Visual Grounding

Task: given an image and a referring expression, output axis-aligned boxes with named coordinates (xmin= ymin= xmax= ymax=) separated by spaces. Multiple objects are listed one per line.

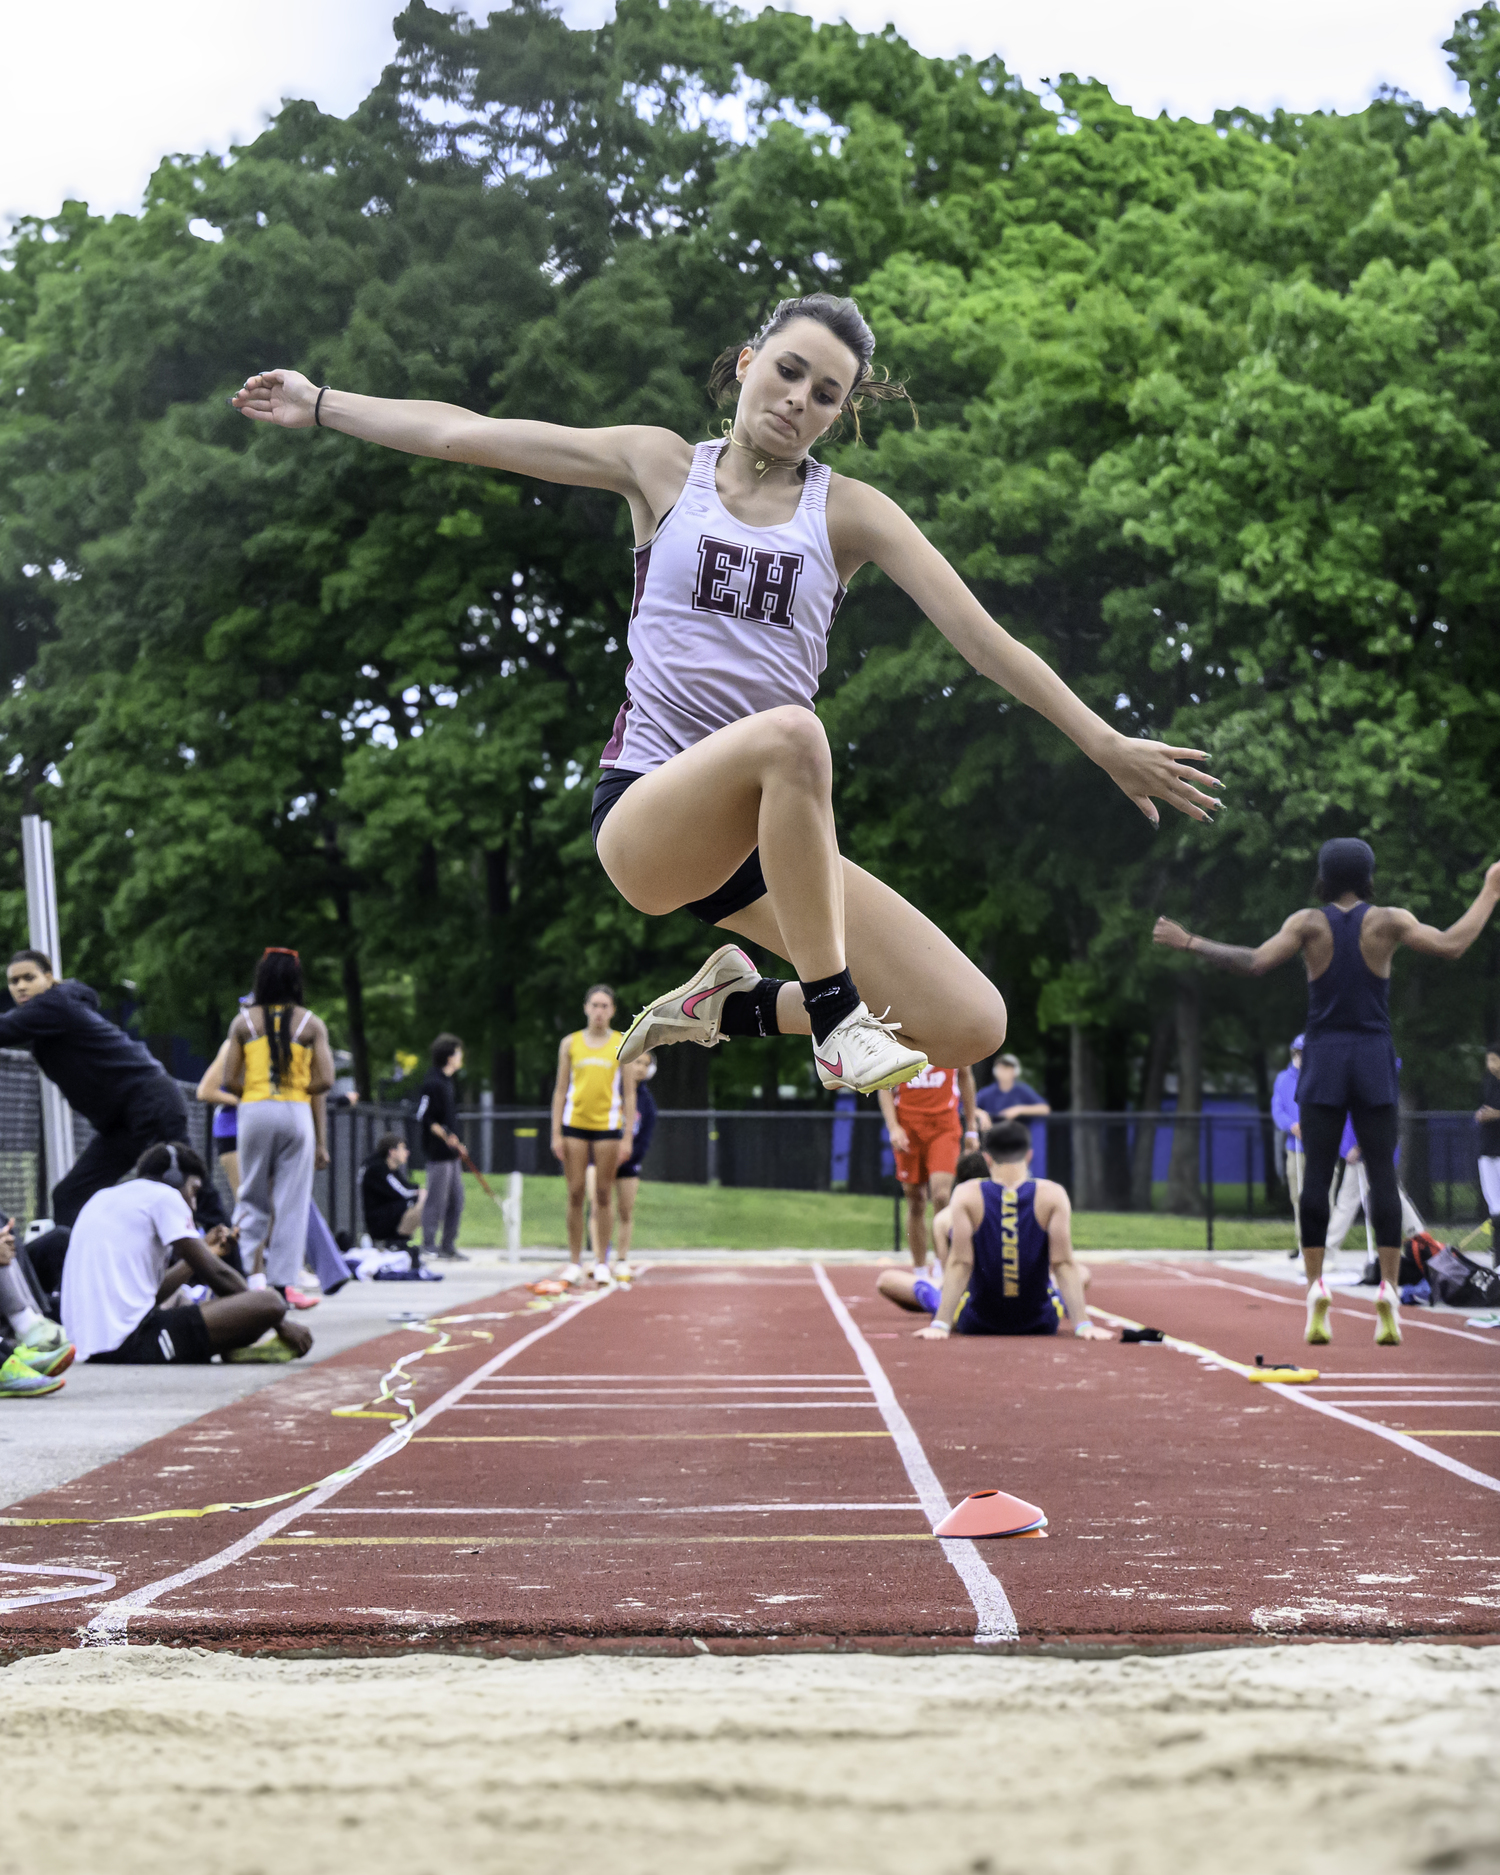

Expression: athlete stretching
xmin=1154 ymin=838 xmax=1500 ymax=1346
xmin=234 ymin=295 xmax=1218 ymax=1091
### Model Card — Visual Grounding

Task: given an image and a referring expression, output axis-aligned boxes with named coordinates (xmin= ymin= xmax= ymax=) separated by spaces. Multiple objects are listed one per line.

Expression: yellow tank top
xmin=240 ymin=1006 xmax=315 ymax=1104
xmin=562 ymin=1029 xmax=623 ymax=1131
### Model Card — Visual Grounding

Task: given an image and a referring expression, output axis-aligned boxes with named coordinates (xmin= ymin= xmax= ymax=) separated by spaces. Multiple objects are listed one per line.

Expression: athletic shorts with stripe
xmin=893 ymin=1120 xmax=962 ymax=1188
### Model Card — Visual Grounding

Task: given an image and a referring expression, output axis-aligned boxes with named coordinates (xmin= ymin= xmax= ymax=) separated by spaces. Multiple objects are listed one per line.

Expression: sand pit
xmin=6 ymin=1643 xmax=1498 ymax=1873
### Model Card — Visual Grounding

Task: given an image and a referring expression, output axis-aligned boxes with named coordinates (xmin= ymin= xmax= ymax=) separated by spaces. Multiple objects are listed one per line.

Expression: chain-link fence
xmin=1 ymin=1057 xmax=1490 ymax=1255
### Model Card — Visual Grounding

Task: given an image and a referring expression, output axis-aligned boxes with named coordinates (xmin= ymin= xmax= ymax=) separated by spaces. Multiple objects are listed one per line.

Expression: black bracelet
xmin=314 ymin=385 xmax=330 ymax=428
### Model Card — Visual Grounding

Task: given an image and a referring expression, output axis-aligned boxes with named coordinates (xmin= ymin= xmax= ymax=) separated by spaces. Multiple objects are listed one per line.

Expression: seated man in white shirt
xmin=61 ymin=1143 xmax=312 ymax=1365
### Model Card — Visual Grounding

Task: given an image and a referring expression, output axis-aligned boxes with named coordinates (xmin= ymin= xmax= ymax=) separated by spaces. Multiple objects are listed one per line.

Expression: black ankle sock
xmin=800 ymin=968 xmax=859 ymax=1045
xmin=720 ymin=977 xmax=787 ymax=1038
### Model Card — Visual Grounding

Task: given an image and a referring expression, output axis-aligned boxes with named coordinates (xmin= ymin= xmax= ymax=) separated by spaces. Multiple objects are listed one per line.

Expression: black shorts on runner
xmin=616 ymin=1155 xmax=645 ymax=1180
xmin=591 ymin=768 xmax=768 ymax=926
xmin=213 ymin=1134 xmax=238 ymax=1158
xmin=91 ymin=1303 xmax=213 ymax=1365
xmin=561 ymin=1125 xmax=624 ymax=1142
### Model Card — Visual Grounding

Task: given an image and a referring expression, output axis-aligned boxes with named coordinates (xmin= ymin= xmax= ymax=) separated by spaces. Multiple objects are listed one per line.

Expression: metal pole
xmin=1204 ymin=1113 xmax=1214 ymax=1254
xmin=21 ymin=813 xmax=76 ymax=1204
xmin=480 ymin=1088 xmax=494 ymax=1175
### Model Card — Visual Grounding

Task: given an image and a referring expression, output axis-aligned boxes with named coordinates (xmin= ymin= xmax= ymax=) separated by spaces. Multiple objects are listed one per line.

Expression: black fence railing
xmin=0 ymin=1051 xmax=1487 ymax=1255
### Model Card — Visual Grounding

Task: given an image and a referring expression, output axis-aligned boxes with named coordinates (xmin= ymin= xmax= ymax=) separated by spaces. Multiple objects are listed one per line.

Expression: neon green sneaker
xmin=223 ymin=1334 xmax=300 ymax=1363
xmin=1374 ymin=1281 xmax=1402 ymax=1347
xmin=14 ymin=1320 xmax=75 ymax=1377
xmin=0 ymin=1347 xmax=65 ymax=1397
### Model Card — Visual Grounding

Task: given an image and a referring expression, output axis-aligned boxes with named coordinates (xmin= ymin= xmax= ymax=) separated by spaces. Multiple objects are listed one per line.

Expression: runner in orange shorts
xmin=878 ymin=1063 xmax=979 ymax=1268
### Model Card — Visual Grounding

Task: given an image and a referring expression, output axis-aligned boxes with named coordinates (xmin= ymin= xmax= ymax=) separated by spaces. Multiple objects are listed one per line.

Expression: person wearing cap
xmin=975 ymin=1053 xmax=1051 ymax=1126
xmin=1153 ymin=837 xmax=1500 ymax=1348
xmin=1270 ymin=1035 xmax=1305 ymax=1253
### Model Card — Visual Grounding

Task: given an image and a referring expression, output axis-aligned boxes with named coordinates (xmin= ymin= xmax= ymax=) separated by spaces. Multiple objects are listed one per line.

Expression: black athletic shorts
xmin=591 ymin=769 xmax=768 ymax=926
xmin=616 ymin=1156 xmax=645 ymax=1181
xmin=561 ymin=1125 xmax=624 ymax=1142
xmin=213 ymin=1134 xmax=238 ymax=1158
xmin=91 ymin=1303 xmax=213 ymax=1365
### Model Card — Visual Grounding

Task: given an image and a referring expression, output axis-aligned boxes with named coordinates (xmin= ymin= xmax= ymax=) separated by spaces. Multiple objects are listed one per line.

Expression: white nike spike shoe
xmin=813 ymin=1003 xmax=928 ymax=1094
xmin=618 ymin=944 xmax=760 ymax=1065
xmin=1305 ymin=1278 xmax=1332 ymax=1346
xmin=1374 ymin=1279 xmax=1402 ymax=1346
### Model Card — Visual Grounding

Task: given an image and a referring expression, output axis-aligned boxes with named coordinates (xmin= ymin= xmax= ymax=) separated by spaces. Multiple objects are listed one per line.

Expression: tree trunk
xmin=484 ymin=845 xmax=516 ymax=1103
xmin=1070 ymin=1024 xmax=1105 ymax=1210
xmin=1131 ymin=1010 xmax=1175 ymax=1210
xmin=340 ymin=939 xmax=370 ymax=1100
xmin=1165 ymin=977 xmax=1203 ymax=1214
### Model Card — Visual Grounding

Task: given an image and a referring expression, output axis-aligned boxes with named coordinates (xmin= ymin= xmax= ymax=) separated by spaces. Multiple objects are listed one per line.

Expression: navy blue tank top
xmin=1305 ymin=903 xmax=1390 ymax=1038
xmin=960 ymin=1179 xmax=1056 ymax=1336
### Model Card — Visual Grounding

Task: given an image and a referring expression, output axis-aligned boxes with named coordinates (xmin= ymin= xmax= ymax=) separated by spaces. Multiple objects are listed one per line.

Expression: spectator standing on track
xmin=197 ymin=1022 xmax=247 ymax=1198
xmin=222 ymin=949 xmax=334 ymax=1303
xmin=1271 ymin=1036 xmax=1305 ymax=1241
xmin=1477 ymin=1044 xmax=1500 ymax=1260
xmin=876 ymin=1121 xmax=1109 ymax=1340
xmin=361 ymin=1132 xmax=426 ymax=1262
xmin=551 ymin=985 xmax=637 ymax=1286
xmin=877 ymin=1063 xmax=980 ymax=1269
xmin=975 ymin=1053 xmax=1051 ymax=1128
xmin=0 ymin=950 xmax=190 ymax=1230
xmin=416 ymin=1034 xmax=468 ymax=1263
xmin=60 ymin=1143 xmax=310 ymax=1365
xmin=593 ymin=1050 xmax=658 ymax=1278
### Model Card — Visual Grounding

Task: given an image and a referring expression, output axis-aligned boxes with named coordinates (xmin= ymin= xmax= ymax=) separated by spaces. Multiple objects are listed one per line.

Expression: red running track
xmin=1 ymin=1260 xmax=1496 ymax=1655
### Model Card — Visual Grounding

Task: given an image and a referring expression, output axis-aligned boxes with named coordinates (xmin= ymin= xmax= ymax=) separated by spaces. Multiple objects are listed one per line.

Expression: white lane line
xmin=1262 ymin=1387 xmax=1500 ymax=1494
xmin=812 ymin=1264 xmax=1019 ymax=1646
xmin=480 ymin=1372 xmax=864 ymax=1381
xmin=1156 ymin=1265 xmax=1500 ymax=1348
xmin=78 ymin=1289 xmax=614 ymax=1647
xmin=449 ymin=1401 xmax=880 ymax=1411
xmin=309 ymin=1502 xmax=923 ymax=1516
xmin=466 ymin=1385 xmax=875 ymax=1396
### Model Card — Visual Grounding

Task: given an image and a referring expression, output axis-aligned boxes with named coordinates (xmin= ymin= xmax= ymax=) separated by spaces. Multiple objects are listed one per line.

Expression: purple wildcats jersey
xmin=600 ymin=440 xmax=846 ymax=775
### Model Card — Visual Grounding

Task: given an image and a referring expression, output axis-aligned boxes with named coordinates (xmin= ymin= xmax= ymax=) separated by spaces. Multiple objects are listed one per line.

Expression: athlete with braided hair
xmin=235 ymin=294 xmax=1219 ymax=1091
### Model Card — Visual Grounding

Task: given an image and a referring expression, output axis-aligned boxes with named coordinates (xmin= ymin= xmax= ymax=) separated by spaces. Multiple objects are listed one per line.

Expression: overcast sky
xmin=0 ymin=1 xmax=1476 ymax=229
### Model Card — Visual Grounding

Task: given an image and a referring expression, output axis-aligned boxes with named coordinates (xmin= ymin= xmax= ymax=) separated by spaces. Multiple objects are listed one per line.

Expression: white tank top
xmin=600 ymin=439 xmax=845 ymax=774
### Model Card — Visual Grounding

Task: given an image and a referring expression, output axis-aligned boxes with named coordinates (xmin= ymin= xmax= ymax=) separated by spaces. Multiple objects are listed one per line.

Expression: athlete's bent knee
xmin=757 ymin=706 xmax=832 ymax=789
xmin=928 ymin=986 xmax=1006 ymax=1067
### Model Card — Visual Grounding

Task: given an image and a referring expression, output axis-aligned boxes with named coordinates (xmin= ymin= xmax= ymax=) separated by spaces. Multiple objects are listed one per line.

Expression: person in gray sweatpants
xmin=416 ymin=1033 xmax=467 ymax=1261
xmin=222 ymin=948 xmax=335 ymax=1293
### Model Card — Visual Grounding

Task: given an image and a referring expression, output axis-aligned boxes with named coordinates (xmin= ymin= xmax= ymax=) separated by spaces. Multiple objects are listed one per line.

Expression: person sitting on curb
xmin=361 ymin=1132 xmax=427 ymax=1265
xmin=878 ymin=1121 xmax=1110 ymax=1341
xmin=0 ymin=1215 xmax=74 ymax=1397
xmin=60 ymin=1143 xmax=311 ymax=1365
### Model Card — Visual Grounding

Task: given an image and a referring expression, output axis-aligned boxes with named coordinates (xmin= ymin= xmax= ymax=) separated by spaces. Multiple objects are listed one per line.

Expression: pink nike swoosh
xmin=814 ymin=1052 xmax=844 ymax=1077
xmin=681 ymin=986 xmax=724 ymax=1018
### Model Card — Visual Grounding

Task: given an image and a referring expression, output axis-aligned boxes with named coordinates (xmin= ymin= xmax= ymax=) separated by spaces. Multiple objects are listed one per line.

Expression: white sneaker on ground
xmin=556 ymin=1262 xmax=583 ymax=1285
xmin=589 ymin=1262 xmax=614 ymax=1285
xmin=618 ymin=944 xmax=760 ymax=1064
xmin=1374 ymin=1280 xmax=1402 ymax=1346
xmin=1305 ymin=1278 xmax=1332 ymax=1345
xmin=613 ymin=1260 xmax=635 ymax=1284
xmin=18 ymin=1319 xmax=68 ymax=1355
xmin=812 ymin=1003 xmax=927 ymax=1094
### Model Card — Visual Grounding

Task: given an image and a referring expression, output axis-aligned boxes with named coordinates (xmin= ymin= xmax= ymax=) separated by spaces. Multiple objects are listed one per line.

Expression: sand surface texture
xmin=7 ymin=1643 xmax=1498 ymax=1873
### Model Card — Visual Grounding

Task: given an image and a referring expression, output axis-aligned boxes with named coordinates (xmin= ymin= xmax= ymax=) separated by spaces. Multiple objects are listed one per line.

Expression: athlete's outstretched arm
xmin=1152 ymin=912 xmax=1309 ymax=977
xmin=834 ymin=483 xmax=1221 ymax=826
xmin=1039 ymin=1185 xmax=1109 ymax=1339
xmin=1383 ymin=862 xmax=1500 ymax=961
xmin=231 ymin=369 xmax=689 ymax=503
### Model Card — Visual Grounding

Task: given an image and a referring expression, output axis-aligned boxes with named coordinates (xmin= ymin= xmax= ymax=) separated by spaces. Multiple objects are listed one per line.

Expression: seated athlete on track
xmin=361 ymin=1132 xmax=428 ymax=1265
xmin=878 ymin=1122 xmax=1110 ymax=1341
xmin=1154 ymin=837 xmax=1500 ymax=1347
xmin=233 ymin=296 xmax=1218 ymax=1103
xmin=0 ymin=1214 xmax=74 ymax=1397
xmin=60 ymin=1144 xmax=311 ymax=1366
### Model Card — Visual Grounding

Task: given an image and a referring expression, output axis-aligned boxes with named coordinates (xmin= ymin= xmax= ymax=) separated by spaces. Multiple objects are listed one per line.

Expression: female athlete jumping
xmin=1154 ymin=837 xmax=1500 ymax=1346
xmin=234 ymin=294 xmax=1218 ymax=1092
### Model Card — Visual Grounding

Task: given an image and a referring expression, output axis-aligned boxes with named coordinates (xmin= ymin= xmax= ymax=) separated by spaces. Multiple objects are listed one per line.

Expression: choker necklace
xmin=720 ymin=418 xmax=803 ymax=479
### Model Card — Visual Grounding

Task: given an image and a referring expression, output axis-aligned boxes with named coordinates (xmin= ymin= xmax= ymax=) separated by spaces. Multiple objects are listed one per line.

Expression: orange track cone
xmin=934 ymin=1490 xmax=1047 ymax=1538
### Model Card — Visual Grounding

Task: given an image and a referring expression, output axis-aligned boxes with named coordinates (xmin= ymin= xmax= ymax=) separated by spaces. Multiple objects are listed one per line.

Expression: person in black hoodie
xmin=415 ymin=1033 xmax=467 ymax=1262
xmin=361 ymin=1132 xmax=426 ymax=1261
xmin=0 ymin=950 xmax=189 ymax=1231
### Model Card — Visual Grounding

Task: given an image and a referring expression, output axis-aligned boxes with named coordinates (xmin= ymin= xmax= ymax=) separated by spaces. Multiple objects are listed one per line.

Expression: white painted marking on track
xmin=1261 ymin=1387 xmax=1500 ymax=1494
xmin=309 ymin=1502 xmax=924 ymax=1516
xmin=1152 ymin=1264 xmax=1500 ymax=1348
xmin=78 ymin=1288 xmax=615 ymax=1647
xmin=449 ymin=1401 xmax=881 ymax=1411
xmin=812 ymin=1264 xmax=1020 ymax=1646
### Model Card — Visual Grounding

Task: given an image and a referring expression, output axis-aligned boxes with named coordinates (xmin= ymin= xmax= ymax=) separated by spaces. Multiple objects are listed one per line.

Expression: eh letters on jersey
xmin=693 ymin=536 xmax=805 ymax=628
xmin=1001 ymin=1184 xmax=1020 ymax=1299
